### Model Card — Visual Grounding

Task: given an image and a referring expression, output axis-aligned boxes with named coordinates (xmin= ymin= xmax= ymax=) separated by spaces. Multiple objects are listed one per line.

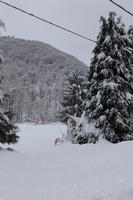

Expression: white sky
xmin=0 ymin=0 xmax=133 ymax=65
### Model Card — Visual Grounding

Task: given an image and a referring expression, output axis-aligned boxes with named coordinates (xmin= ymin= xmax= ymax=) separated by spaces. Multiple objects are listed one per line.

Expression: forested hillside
xmin=0 ymin=36 xmax=88 ymax=123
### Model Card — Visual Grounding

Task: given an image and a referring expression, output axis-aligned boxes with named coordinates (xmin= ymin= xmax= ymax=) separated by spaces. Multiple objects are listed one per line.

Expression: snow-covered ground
xmin=0 ymin=123 xmax=133 ymax=200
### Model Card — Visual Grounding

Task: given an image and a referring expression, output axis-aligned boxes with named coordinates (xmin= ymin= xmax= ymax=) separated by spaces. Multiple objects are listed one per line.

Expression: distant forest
xmin=0 ymin=36 xmax=87 ymax=123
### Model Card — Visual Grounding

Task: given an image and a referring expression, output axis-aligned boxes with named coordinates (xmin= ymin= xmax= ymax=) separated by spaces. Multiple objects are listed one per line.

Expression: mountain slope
xmin=0 ymin=36 xmax=88 ymax=123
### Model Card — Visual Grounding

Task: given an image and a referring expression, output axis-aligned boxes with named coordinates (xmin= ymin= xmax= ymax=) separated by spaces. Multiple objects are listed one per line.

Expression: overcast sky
xmin=0 ymin=0 xmax=133 ymax=65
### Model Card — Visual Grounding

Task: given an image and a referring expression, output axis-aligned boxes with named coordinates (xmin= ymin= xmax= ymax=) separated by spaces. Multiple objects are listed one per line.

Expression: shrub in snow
xmin=75 ymin=12 xmax=133 ymax=144
xmin=66 ymin=117 xmax=78 ymax=143
xmin=54 ymin=138 xmax=64 ymax=146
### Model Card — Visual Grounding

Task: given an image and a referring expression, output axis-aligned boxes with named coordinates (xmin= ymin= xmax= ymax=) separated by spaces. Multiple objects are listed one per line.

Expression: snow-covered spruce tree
xmin=0 ymin=21 xmax=19 ymax=145
xmin=76 ymin=12 xmax=133 ymax=144
xmin=0 ymin=67 xmax=19 ymax=145
xmin=59 ymin=68 xmax=86 ymax=123
xmin=58 ymin=68 xmax=87 ymax=142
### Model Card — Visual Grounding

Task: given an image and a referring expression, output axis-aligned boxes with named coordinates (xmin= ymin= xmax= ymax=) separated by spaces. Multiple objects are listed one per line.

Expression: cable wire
xmin=108 ymin=0 xmax=133 ymax=17
xmin=0 ymin=0 xmax=96 ymax=43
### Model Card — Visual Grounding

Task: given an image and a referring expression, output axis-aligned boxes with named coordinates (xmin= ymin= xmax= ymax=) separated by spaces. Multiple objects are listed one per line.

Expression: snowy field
xmin=0 ymin=123 xmax=133 ymax=200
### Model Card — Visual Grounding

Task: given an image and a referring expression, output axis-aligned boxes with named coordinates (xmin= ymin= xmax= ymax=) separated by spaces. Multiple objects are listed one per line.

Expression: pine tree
xmin=59 ymin=68 xmax=87 ymax=123
xmin=0 ymin=21 xmax=19 ymax=145
xmin=76 ymin=12 xmax=133 ymax=144
xmin=0 ymin=68 xmax=19 ymax=145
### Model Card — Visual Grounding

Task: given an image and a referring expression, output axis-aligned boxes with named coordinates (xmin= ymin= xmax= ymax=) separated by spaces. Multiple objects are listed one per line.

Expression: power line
xmin=108 ymin=0 xmax=133 ymax=17
xmin=0 ymin=0 xmax=96 ymax=43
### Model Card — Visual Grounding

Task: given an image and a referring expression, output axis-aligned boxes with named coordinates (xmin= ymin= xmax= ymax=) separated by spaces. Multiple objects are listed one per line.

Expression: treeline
xmin=0 ymin=36 xmax=87 ymax=123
